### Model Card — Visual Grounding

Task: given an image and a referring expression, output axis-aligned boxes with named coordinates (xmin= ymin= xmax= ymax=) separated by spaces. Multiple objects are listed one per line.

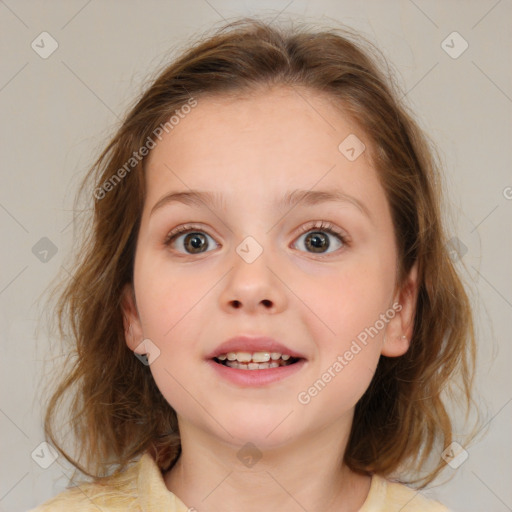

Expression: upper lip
xmin=206 ymin=336 xmax=306 ymax=360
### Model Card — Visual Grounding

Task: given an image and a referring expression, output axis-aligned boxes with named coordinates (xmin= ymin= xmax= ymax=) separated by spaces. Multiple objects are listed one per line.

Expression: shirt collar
xmin=137 ymin=451 xmax=190 ymax=511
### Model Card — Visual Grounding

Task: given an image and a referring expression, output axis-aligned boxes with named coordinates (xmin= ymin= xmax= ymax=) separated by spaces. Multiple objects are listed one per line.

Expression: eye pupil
xmin=169 ymin=224 xmax=343 ymax=256
xmin=306 ymin=232 xmax=329 ymax=253
xmin=185 ymin=233 xmax=207 ymax=253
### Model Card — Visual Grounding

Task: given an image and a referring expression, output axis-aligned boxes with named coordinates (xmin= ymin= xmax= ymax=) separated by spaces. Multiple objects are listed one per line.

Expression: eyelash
xmin=164 ymin=220 xmax=349 ymax=257
xmin=295 ymin=221 xmax=349 ymax=256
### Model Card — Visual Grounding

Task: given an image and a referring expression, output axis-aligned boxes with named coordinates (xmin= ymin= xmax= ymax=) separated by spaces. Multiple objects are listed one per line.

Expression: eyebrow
xmin=150 ymin=188 xmax=372 ymax=221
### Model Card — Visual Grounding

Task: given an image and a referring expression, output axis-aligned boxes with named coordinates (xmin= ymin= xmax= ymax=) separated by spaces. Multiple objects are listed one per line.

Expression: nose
xmin=219 ymin=244 xmax=288 ymax=314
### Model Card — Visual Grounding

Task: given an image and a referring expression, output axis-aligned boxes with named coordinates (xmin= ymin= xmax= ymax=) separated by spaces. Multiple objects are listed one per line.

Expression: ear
xmin=381 ymin=261 xmax=419 ymax=357
xmin=120 ymin=283 xmax=145 ymax=354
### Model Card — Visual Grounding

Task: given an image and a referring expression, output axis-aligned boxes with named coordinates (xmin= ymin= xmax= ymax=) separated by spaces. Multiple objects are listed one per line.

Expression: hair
xmin=42 ymin=16 xmax=478 ymax=488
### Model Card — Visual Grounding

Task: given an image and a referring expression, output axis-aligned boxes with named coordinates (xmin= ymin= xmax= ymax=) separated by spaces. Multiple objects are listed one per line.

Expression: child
xmin=31 ymin=17 xmax=477 ymax=512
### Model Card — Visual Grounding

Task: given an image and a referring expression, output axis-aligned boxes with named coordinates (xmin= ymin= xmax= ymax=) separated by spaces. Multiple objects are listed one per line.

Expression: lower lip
xmin=206 ymin=359 xmax=307 ymax=386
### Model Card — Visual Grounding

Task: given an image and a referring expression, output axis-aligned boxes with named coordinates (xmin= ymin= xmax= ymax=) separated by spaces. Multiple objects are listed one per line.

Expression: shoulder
xmin=360 ymin=474 xmax=452 ymax=512
xmin=27 ymin=457 xmax=142 ymax=511
xmin=28 ymin=452 xmax=189 ymax=512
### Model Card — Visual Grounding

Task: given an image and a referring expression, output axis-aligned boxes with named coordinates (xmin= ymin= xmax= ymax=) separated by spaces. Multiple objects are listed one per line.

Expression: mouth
xmin=212 ymin=351 xmax=303 ymax=370
xmin=206 ymin=336 xmax=307 ymax=385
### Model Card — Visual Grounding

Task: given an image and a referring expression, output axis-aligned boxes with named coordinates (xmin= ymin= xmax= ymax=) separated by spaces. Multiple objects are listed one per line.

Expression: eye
xmin=292 ymin=221 xmax=348 ymax=256
xmin=164 ymin=224 xmax=219 ymax=255
xmin=164 ymin=221 xmax=348 ymax=257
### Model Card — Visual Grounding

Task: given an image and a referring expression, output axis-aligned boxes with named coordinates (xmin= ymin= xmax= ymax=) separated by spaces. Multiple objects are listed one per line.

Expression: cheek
xmin=297 ymin=274 xmax=387 ymax=413
xmin=133 ymin=250 xmax=211 ymax=373
xmin=134 ymin=251 xmax=212 ymax=338
xmin=303 ymin=258 xmax=393 ymax=333
xmin=297 ymin=253 xmax=394 ymax=379
xmin=302 ymin=348 xmax=381 ymax=418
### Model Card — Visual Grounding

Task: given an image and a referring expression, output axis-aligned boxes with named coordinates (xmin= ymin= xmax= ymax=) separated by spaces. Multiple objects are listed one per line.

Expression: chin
xmin=214 ymin=412 xmax=300 ymax=449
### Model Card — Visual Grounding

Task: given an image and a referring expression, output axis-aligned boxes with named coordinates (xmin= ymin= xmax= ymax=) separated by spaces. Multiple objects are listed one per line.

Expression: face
xmin=122 ymin=86 xmax=418 ymax=449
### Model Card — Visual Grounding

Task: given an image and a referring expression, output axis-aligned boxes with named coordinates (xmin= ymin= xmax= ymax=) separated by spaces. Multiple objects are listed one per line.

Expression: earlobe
xmin=381 ymin=261 xmax=419 ymax=358
xmin=381 ymin=333 xmax=410 ymax=357
xmin=120 ymin=283 xmax=145 ymax=353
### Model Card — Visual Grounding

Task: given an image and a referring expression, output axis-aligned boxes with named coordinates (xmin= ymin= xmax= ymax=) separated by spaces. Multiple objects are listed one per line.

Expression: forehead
xmin=147 ymin=86 xmax=359 ymax=168
xmin=143 ymin=86 xmax=385 ymax=216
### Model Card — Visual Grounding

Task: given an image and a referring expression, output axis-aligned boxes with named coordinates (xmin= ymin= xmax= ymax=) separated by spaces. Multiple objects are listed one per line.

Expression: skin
xmin=121 ymin=85 xmax=419 ymax=512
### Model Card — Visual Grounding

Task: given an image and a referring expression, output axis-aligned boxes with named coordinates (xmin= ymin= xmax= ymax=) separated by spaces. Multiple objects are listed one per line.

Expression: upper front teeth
xmin=217 ymin=351 xmax=291 ymax=362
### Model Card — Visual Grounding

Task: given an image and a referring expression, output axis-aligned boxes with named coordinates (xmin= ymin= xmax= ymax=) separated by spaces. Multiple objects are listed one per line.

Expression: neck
xmin=164 ymin=416 xmax=371 ymax=512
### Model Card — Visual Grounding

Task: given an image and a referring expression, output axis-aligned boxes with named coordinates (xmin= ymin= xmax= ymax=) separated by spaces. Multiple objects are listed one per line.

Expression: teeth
xmin=219 ymin=351 xmax=291 ymax=363
xmin=252 ymin=352 xmax=270 ymax=363
xmin=225 ymin=360 xmax=285 ymax=370
xmin=230 ymin=351 xmax=252 ymax=362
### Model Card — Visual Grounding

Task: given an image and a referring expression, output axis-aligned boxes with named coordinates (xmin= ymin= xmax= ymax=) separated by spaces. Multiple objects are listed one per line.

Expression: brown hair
xmin=41 ymin=17 xmax=478 ymax=488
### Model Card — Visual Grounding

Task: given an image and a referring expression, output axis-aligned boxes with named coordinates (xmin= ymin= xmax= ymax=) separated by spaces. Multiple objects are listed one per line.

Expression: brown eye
xmin=181 ymin=232 xmax=209 ymax=254
xmin=303 ymin=231 xmax=331 ymax=253
xmin=293 ymin=221 xmax=348 ymax=256
xmin=165 ymin=227 xmax=218 ymax=255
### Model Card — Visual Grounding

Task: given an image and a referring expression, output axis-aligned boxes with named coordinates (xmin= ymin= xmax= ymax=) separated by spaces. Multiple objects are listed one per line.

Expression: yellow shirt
xmin=29 ymin=451 xmax=451 ymax=511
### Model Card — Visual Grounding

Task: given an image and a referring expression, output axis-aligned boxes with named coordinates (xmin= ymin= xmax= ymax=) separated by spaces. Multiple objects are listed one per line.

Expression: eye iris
xmin=184 ymin=232 xmax=207 ymax=253
xmin=173 ymin=226 xmax=340 ymax=255
xmin=305 ymin=231 xmax=329 ymax=253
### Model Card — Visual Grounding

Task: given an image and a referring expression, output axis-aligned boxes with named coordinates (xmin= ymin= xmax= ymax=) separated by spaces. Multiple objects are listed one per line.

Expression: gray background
xmin=0 ymin=1 xmax=511 ymax=511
